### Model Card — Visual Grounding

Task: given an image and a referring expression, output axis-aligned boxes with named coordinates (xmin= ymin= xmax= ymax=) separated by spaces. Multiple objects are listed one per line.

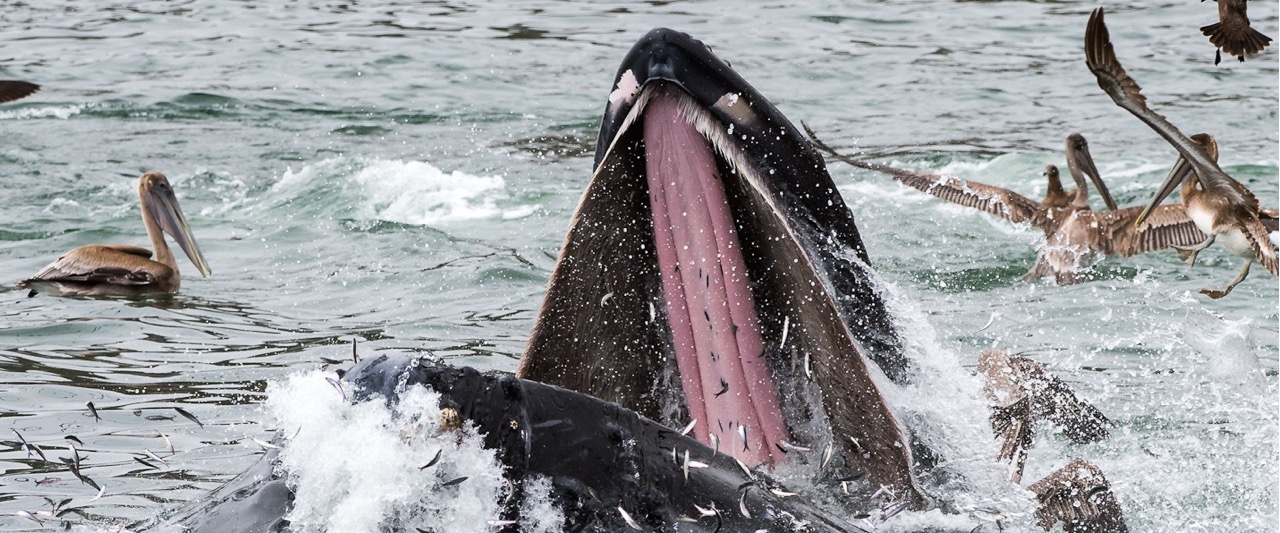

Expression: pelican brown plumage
xmin=806 ymin=126 xmax=1209 ymax=284
xmin=1200 ymin=0 xmax=1272 ymax=65
xmin=18 ymin=172 xmax=211 ymax=297
xmin=0 ymin=80 xmax=40 ymax=103
xmin=1085 ymin=7 xmax=1278 ymax=298
xmin=977 ymin=349 xmax=1110 ymax=484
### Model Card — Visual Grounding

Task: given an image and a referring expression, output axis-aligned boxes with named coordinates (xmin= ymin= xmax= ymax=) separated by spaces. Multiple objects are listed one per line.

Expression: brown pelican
xmin=1029 ymin=459 xmax=1129 ymax=533
xmin=18 ymin=172 xmax=211 ymax=297
xmin=1085 ymin=8 xmax=1279 ymax=298
xmin=806 ymin=128 xmax=1209 ymax=284
xmin=0 ymin=80 xmax=39 ymax=103
xmin=977 ymin=349 xmax=1110 ymax=484
xmin=1200 ymin=0 xmax=1273 ymax=65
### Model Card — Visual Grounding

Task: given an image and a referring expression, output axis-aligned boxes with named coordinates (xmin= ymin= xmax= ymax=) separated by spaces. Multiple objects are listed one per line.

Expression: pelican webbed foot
xmin=1173 ymin=233 xmax=1216 ymax=266
xmin=1199 ymin=260 xmax=1251 ymax=299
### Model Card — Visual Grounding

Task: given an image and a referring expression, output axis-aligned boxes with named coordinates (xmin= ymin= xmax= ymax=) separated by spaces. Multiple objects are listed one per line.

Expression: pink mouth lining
xmin=643 ymin=90 xmax=790 ymax=467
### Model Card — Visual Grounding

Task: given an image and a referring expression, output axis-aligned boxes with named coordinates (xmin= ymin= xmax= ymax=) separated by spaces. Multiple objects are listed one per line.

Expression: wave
xmin=0 ymin=104 xmax=84 ymax=120
xmin=264 ymin=157 xmax=539 ymax=227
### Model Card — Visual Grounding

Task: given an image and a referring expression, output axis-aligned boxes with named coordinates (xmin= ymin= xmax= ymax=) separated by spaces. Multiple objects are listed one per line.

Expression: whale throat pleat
xmin=643 ymin=89 xmax=789 ymax=467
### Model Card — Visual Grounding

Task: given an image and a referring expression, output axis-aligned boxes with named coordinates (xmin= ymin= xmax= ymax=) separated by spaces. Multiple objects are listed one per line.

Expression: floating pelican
xmin=0 ymin=80 xmax=40 ymax=103
xmin=1085 ymin=8 xmax=1279 ymax=298
xmin=1199 ymin=0 xmax=1272 ymax=65
xmin=18 ymin=172 xmax=211 ymax=297
xmin=807 ymin=128 xmax=1209 ymax=284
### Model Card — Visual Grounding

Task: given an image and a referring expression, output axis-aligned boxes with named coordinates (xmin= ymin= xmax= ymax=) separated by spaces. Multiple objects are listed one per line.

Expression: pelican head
xmin=1041 ymin=164 xmax=1071 ymax=208
xmin=1064 ymin=133 xmax=1118 ymax=211
xmin=1135 ymin=133 xmax=1217 ymax=227
xmin=140 ymin=172 xmax=211 ymax=277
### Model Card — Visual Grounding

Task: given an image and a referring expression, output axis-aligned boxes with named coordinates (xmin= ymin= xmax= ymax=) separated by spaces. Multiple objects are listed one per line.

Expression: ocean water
xmin=0 ymin=1 xmax=1276 ymax=531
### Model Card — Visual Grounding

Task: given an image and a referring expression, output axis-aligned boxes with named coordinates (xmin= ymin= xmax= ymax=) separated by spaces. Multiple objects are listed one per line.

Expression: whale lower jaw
xmin=520 ymin=27 xmax=923 ymax=501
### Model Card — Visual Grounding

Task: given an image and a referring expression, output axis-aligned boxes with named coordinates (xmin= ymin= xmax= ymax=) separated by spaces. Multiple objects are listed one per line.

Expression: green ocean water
xmin=1 ymin=1 xmax=1276 ymax=530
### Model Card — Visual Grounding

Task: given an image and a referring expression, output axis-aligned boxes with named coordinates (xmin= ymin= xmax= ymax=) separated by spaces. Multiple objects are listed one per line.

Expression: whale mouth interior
xmin=524 ymin=78 xmax=909 ymax=480
xmin=579 ymin=81 xmax=848 ymax=467
xmin=638 ymin=84 xmax=791 ymax=466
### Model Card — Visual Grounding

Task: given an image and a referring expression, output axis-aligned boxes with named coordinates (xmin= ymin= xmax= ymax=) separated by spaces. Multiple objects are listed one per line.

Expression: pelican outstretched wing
xmin=1099 ymin=205 xmax=1209 ymax=258
xmin=0 ymin=81 xmax=40 ymax=104
xmin=805 ymin=125 xmax=1041 ymax=225
xmin=1086 ymin=9 xmax=1275 ymax=276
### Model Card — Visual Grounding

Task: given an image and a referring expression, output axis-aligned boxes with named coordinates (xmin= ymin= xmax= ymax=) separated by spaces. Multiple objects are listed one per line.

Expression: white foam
xmin=835 ymin=260 xmax=1040 ymax=529
xmin=1179 ymin=308 xmax=1268 ymax=399
xmin=264 ymin=370 xmax=563 ymax=533
xmin=351 ymin=160 xmax=509 ymax=225
xmin=0 ymin=104 xmax=84 ymax=120
xmin=269 ymin=157 xmax=537 ymax=226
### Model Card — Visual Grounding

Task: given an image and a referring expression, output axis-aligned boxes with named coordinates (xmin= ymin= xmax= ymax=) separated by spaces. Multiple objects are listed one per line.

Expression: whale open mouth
xmin=520 ymin=28 xmax=921 ymax=499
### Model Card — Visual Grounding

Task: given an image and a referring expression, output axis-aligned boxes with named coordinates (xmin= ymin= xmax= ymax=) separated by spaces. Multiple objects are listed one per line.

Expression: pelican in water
xmin=1200 ymin=0 xmax=1272 ymax=65
xmin=1086 ymin=8 xmax=1278 ymax=298
xmin=807 ymin=127 xmax=1209 ymax=284
xmin=977 ymin=349 xmax=1110 ymax=484
xmin=0 ymin=80 xmax=40 ymax=103
xmin=18 ymin=172 xmax=211 ymax=297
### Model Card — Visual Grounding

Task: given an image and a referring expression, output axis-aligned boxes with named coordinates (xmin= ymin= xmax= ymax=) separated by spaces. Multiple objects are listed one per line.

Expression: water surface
xmin=1 ymin=1 xmax=1276 ymax=531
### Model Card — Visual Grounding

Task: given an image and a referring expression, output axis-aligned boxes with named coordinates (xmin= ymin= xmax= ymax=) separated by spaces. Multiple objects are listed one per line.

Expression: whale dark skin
xmin=167 ymin=356 xmax=870 ymax=533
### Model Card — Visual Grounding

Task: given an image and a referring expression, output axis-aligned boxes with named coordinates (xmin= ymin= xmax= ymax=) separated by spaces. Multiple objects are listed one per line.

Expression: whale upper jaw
xmin=520 ymin=28 xmax=924 ymax=502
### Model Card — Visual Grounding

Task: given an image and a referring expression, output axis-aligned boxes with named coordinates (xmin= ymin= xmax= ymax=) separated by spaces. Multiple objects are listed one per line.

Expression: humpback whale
xmin=171 ymin=356 xmax=870 ymax=532
xmin=154 ymin=25 xmax=1147 ymax=532
xmin=519 ymin=27 xmax=924 ymax=502
xmin=169 ymin=27 xmax=965 ymax=531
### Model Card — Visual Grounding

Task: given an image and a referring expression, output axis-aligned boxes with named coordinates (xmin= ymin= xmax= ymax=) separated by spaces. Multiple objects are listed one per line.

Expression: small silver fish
xmin=780 ymin=315 xmax=790 ymax=346
xmin=173 ymin=407 xmax=204 ymax=428
xmin=420 ymin=449 xmax=443 ymax=470
xmin=881 ymin=500 xmax=909 ymax=521
xmin=682 ymin=449 xmax=690 ymax=481
xmin=15 ymin=510 xmax=42 ymax=525
xmin=250 ymin=438 xmax=280 ymax=450
xmin=440 ymin=476 xmax=467 ymax=487
xmin=679 ymin=419 xmax=697 ymax=436
xmin=325 ymin=377 xmax=348 ymax=401
xmin=145 ymin=449 xmax=169 ymax=465
xmin=617 ymin=506 xmax=643 ymax=530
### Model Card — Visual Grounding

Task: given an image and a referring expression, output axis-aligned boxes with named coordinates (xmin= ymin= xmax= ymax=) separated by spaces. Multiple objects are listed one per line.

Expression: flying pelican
xmin=18 ymin=172 xmax=211 ymax=297
xmin=1085 ymin=7 xmax=1278 ymax=298
xmin=0 ymin=80 xmax=40 ymax=103
xmin=1200 ymin=0 xmax=1272 ymax=65
xmin=806 ymin=127 xmax=1208 ymax=284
